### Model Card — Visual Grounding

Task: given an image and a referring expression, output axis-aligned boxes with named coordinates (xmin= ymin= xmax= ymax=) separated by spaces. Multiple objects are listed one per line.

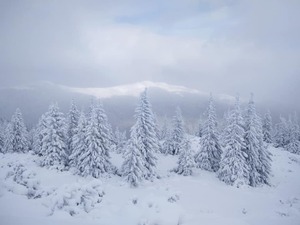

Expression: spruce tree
xmin=274 ymin=117 xmax=289 ymax=148
xmin=286 ymin=114 xmax=300 ymax=154
xmin=131 ymin=89 xmax=159 ymax=179
xmin=77 ymin=103 xmax=114 ymax=177
xmin=174 ymin=136 xmax=195 ymax=176
xmin=69 ymin=112 xmax=88 ymax=168
xmin=66 ymin=100 xmax=80 ymax=157
xmin=244 ymin=94 xmax=263 ymax=186
xmin=114 ymin=127 xmax=127 ymax=154
xmin=4 ymin=108 xmax=29 ymax=153
xmin=121 ymin=126 xmax=146 ymax=187
xmin=218 ymin=97 xmax=249 ymax=187
xmin=40 ymin=104 xmax=67 ymax=168
xmin=33 ymin=114 xmax=47 ymax=155
xmin=195 ymin=95 xmax=222 ymax=172
xmin=0 ymin=122 xmax=5 ymax=153
xmin=168 ymin=107 xmax=185 ymax=155
xmin=159 ymin=117 xmax=169 ymax=141
xmin=262 ymin=110 xmax=273 ymax=144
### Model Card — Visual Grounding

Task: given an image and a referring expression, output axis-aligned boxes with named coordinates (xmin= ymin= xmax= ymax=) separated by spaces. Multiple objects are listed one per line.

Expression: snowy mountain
xmin=0 ymin=82 xmax=234 ymax=130
xmin=0 ymin=81 xmax=284 ymax=130
xmin=0 ymin=146 xmax=299 ymax=225
xmin=62 ymin=81 xmax=206 ymax=99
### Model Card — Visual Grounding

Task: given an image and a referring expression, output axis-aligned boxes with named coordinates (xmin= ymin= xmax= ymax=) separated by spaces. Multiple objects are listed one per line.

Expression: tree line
xmin=0 ymin=89 xmax=299 ymax=187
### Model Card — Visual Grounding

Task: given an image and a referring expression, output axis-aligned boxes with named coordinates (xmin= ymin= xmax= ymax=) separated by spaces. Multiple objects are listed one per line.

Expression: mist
xmin=1 ymin=0 xmax=300 ymax=122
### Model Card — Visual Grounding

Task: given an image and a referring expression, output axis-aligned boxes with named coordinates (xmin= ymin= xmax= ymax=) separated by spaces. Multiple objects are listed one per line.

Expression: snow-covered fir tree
xmin=32 ymin=114 xmax=47 ymax=155
xmin=77 ymin=103 xmax=114 ymax=177
xmin=262 ymin=110 xmax=273 ymax=144
xmin=114 ymin=127 xmax=127 ymax=154
xmin=195 ymin=95 xmax=222 ymax=172
xmin=244 ymin=94 xmax=269 ymax=186
xmin=0 ymin=122 xmax=5 ymax=153
xmin=69 ymin=112 xmax=88 ymax=168
xmin=40 ymin=104 xmax=68 ymax=168
xmin=286 ymin=114 xmax=300 ymax=154
xmin=66 ymin=100 xmax=80 ymax=157
xmin=174 ymin=136 xmax=195 ymax=176
xmin=4 ymin=108 xmax=29 ymax=153
xmin=274 ymin=116 xmax=289 ymax=148
xmin=218 ymin=96 xmax=249 ymax=187
xmin=121 ymin=126 xmax=146 ymax=187
xmin=159 ymin=117 xmax=169 ymax=141
xmin=28 ymin=128 xmax=35 ymax=151
xmin=153 ymin=113 xmax=162 ymax=153
xmin=197 ymin=121 xmax=204 ymax=138
xmin=167 ymin=107 xmax=185 ymax=155
xmin=130 ymin=89 xmax=159 ymax=179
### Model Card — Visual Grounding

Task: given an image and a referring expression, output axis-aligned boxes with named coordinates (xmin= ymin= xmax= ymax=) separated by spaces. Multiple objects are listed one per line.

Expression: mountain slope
xmin=0 ymin=146 xmax=299 ymax=225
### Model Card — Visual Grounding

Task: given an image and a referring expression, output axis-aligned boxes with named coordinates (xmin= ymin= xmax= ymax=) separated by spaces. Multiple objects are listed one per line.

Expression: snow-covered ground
xmin=0 ymin=146 xmax=299 ymax=225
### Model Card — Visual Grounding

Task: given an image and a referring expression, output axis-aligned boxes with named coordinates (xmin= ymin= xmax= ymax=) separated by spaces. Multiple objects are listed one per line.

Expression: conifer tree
xmin=0 ymin=122 xmax=5 ymax=153
xmin=244 ymin=94 xmax=264 ymax=186
xmin=262 ymin=110 xmax=273 ymax=144
xmin=114 ymin=127 xmax=127 ymax=154
xmin=40 ymin=104 xmax=67 ymax=168
xmin=69 ymin=112 xmax=88 ymax=168
xmin=130 ymin=89 xmax=159 ymax=179
xmin=159 ymin=117 xmax=169 ymax=141
xmin=77 ymin=103 xmax=114 ymax=177
xmin=218 ymin=97 xmax=249 ymax=187
xmin=66 ymin=100 xmax=80 ymax=157
xmin=121 ymin=126 xmax=146 ymax=187
xmin=33 ymin=114 xmax=47 ymax=155
xmin=174 ymin=136 xmax=195 ymax=176
xmin=195 ymin=95 xmax=222 ymax=172
xmin=286 ymin=114 xmax=300 ymax=154
xmin=167 ymin=107 xmax=185 ymax=155
xmin=274 ymin=117 xmax=289 ymax=148
xmin=4 ymin=108 xmax=29 ymax=153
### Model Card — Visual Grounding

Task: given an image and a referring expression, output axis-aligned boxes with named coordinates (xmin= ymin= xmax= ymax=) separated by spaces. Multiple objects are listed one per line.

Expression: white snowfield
xmin=0 ymin=146 xmax=299 ymax=225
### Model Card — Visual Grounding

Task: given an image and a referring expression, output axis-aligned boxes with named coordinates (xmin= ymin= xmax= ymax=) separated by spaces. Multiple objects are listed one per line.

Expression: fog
xmin=1 ymin=0 xmax=300 ymax=112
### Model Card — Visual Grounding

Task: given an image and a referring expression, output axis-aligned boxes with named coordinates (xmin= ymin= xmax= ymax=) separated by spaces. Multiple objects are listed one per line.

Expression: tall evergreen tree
xmin=286 ymin=114 xmax=300 ymax=154
xmin=4 ymin=108 xmax=29 ymax=153
xmin=174 ymin=136 xmax=195 ymax=176
xmin=114 ymin=127 xmax=127 ymax=154
xmin=40 ymin=104 xmax=67 ymax=168
xmin=66 ymin=100 xmax=80 ymax=157
xmin=262 ymin=110 xmax=273 ymax=143
xmin=69 ymin=112 xmax=88 ymax=168
xmin=195 ymin=95 xmax=222 ymax=172
xmin=130 ymin=89 xmax=159 ymax=179
xmin=159 ymin=117 xmax=169 ymax=141
xmin=121 ymin=125 xmax=146 ymax=187
xmin=33 ymin=114 xmax=47 ymax=155
xmin=77 ymin=103 xmax=114 ymax=177
xmin=0 ymin=122 xmax=6 ymax=153
xmin=274 ymin=116 xmax=289 ymax=148
xmin=218 ymin=97 xmax=249 ymax=187
xmin=167 ymin=107 xmax=185 ymax=155
xmin=244 ymin=94 xmax=264 ymax=186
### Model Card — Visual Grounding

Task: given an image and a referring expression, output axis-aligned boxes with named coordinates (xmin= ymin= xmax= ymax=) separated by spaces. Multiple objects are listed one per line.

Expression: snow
xmin=0 ymin=146 xmax=300 ymax=225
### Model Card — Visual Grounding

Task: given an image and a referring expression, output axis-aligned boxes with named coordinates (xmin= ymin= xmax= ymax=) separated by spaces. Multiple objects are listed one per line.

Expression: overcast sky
xmin=0 ymin=0 xmax=299 ymax=109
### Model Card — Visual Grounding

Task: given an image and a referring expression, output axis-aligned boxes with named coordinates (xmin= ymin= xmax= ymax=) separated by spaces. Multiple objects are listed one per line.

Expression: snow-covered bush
xmin=5 ymin=164 xmax=44 ymax=199
xmin=47 ymin=181 xmax=105 ymax=216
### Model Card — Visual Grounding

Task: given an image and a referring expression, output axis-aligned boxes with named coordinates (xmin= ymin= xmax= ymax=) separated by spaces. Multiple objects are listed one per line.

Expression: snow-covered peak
xmin=63 ymin=81 xmax=205 ymax=99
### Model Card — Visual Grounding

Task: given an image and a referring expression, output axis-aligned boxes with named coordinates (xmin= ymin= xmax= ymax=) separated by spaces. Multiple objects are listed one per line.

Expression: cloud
xmin=0 ymin=0 xmax=299 ymax=111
